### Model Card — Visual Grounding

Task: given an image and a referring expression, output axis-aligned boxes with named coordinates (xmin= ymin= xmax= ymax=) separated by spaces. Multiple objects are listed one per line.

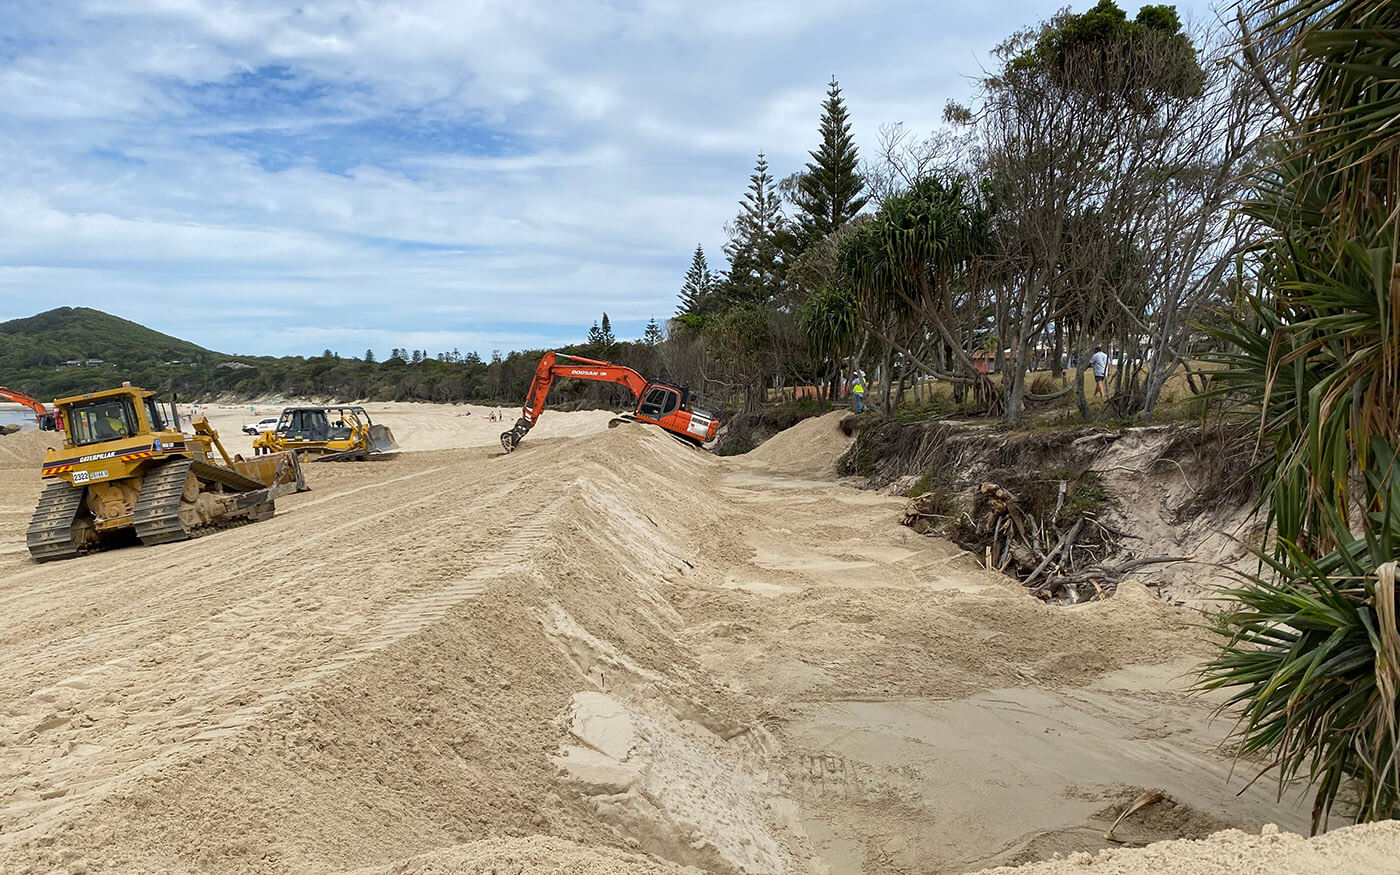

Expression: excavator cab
xmin=631 ymin=382 xmax=715 ymax=445
xmin=635 ymin=384 xmax=680 ymax=420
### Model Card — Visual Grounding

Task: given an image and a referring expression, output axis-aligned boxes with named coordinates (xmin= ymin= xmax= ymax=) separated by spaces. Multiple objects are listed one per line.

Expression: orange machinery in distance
xmin=0 ymin=386 xmax=55 ymax=430
xmin=500 ymin=352 xmax=719 ymax=453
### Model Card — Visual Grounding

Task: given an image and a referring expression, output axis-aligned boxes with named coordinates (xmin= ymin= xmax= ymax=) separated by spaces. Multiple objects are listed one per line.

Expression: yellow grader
xmin=27 ymin=384 xmax=307 ymax=561
xmin=252 ymin=405 xmax=399 ymax=461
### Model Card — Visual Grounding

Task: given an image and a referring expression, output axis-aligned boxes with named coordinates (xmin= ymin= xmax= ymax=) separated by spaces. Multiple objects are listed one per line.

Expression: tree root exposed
xmin=903 ymin=479 xmax=1191 ymax=603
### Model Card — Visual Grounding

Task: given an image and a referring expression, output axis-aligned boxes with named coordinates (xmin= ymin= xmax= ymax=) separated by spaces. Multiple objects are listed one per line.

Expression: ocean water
xmin=0 ymin=407 xmax=38 ymax=428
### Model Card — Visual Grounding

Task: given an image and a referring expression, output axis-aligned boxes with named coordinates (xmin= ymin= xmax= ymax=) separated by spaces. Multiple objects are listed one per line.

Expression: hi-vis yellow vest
xmin=853 ymin=379 xmax=865 ymax=393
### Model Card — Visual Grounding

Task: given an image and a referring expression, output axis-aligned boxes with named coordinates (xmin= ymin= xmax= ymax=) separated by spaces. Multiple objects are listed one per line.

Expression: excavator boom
xmin=519 ymin=352 xmax=648 ymax=426
xmin=1 ymin=386 xmax=47 ymax=415
xmin=1 ymin=386 xmax=55 ymax=430
xmin=500 ymin=351 xmax=718 ymax=452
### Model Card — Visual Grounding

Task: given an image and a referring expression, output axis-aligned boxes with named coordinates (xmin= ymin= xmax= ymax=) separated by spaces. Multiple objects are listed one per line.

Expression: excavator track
xmin=26 ymin=481 xmax=90 ymax=562
xmin=607 ymin=414 xmax=703 ymax=448
xmin=133 ymin=458 xmax=196 ymax=546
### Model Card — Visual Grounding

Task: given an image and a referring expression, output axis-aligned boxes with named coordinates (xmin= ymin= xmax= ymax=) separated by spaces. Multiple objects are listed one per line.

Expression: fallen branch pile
xmin=903 ymin=479 xmax=1191 ymax=602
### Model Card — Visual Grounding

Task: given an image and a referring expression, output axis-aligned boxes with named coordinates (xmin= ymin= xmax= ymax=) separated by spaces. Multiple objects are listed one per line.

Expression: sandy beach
xmin=0 ymin=405 xmax=1394 ymax=873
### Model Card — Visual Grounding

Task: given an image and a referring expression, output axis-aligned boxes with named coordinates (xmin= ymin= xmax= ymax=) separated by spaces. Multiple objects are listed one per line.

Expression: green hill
xmin=0 ymin=307 xmax=233 ymax=399
xmin=0 ymin=306 xmax=659 ymax=409
xmin=1 ymin=307 xmax=219 ymax=365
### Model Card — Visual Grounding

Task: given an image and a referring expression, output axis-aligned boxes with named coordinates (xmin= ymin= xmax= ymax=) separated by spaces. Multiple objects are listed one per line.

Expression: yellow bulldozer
xmin=26 ymin=384 xmax=307 ymax=562
xmin=252 ymin=405 xmax=399 ymax=462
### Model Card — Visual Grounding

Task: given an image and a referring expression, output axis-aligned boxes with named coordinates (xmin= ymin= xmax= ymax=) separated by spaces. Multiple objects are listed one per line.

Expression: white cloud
xmin=1 ymin=0 xmax=1219 ymax=356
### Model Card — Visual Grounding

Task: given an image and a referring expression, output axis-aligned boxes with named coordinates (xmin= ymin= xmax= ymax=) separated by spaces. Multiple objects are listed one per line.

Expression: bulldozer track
xmin=25 ymin=481 xmax=88 ymax=562
xmin=134 ymin=458 xmax=274 ymax=547
xmin=132 ymin=458 xmax=194 ymax=546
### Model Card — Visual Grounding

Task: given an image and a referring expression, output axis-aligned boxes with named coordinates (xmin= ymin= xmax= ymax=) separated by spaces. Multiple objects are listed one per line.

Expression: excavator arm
xmin=1 ymin=386 xmax=47 ymax=415
xmin=500 ymin=352 xmax=649 ymax=452
xmin=0 ymin=386 xmax=55 ymax=430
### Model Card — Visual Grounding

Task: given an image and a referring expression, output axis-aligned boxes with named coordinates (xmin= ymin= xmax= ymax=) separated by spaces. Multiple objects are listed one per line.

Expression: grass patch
xmin=909 ymin=466 xmax=953 ymax=497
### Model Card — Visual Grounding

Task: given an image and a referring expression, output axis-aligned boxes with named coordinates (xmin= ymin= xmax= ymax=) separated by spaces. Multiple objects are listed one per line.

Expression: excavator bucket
xmin=500 ymin=418 xmax=531 ymax=453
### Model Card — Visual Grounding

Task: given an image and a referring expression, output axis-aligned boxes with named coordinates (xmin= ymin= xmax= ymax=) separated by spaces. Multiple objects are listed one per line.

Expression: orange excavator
xmin=500 ymin=351 xmax=719 ymax=452
xmin=0 ymin=386 xmax=55 ymax=430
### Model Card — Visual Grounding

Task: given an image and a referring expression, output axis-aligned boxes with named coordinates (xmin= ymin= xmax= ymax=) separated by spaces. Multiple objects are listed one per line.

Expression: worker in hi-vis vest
xmin=851 ymin=369 xmax=866 ymax=413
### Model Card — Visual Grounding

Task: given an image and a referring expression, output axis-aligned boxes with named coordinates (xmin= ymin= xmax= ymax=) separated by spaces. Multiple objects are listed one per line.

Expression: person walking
xmin=1090 ymin=346 xmax=1110 ymax=397
xmin=851 ymin=369 xmax=867 ymax=413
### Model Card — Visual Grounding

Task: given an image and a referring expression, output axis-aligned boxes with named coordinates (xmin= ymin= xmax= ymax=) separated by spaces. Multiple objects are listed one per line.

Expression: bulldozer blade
xmin=224 ymin=450 xmax=308 ymax=496
xmin=369 ymin=424 xmax=399 ymax=454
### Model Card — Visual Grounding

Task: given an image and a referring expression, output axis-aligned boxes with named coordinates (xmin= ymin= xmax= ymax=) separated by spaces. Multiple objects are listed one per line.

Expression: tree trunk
xmin=880 ymin=339 xmax=895 ymax=416
xmin=1003 ymin=271 xmax=1044 ymax=427
xmin=1005 ymin=362 xmax=1026 ymax=426
xmin=1074 ymin=327 xmax=1090 ymax=420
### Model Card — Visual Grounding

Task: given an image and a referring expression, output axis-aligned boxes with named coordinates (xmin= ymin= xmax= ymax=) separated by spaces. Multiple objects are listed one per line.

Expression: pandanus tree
xmin=1199 ymin=0 xmax=1400 ymax=831
xmin=797 ymin=283 xmax=861 ymax=408
xmin=838 ymin=174 xmax=999 ymax=413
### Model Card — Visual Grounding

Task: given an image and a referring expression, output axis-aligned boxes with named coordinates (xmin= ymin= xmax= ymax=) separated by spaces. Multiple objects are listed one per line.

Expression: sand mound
xmin=0 ymin=429 xmax=58 ymax=470
xmin=974 ymin=820 xmax=1400 ymax=874
xmin=0 ymin=410 xmax=1344 ymax=872
xmin=741 ymin=410 xmax=852 ymax=478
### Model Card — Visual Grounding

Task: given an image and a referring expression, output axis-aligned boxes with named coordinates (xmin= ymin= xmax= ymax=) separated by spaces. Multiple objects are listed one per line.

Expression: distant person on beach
xmin=1090 ymin=347 xmax=1110 ymax=397
xmin=851 ymin=370 xmax=866 ymax=413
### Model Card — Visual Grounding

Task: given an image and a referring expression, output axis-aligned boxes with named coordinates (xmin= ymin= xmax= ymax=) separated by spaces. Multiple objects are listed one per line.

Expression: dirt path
xmin=0 ymin=410 xmax=1385 ymax=873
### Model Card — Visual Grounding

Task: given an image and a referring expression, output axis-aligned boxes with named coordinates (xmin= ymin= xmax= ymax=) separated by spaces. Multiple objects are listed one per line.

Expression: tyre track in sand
xmin=0 ymin=444 xmax=566 ymax=852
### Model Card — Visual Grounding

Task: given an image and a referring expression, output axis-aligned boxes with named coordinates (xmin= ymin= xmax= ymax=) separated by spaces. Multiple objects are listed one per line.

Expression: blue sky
xmin=0 ymin=0 xmax=1218 ymax=358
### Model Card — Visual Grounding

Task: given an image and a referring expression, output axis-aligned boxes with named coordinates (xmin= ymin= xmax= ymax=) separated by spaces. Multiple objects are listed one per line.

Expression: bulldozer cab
xmin=274 ymin=406 xmax=368 ymax=442
xmin=57 ymin=387 xmax=171 ymax=448
xmin=278 ymin=408 xmax=331 ymax=442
